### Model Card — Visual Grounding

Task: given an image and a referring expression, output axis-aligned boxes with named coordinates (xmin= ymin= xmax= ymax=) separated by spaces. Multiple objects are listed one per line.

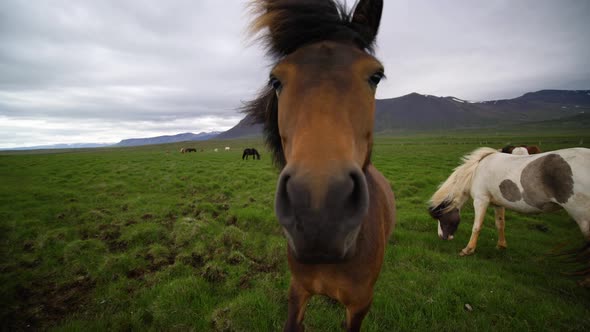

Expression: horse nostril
xmin=349 ymin=169 xmax=368 ymax=204
xmin=276 ymin=169 xmax=301 ymax=228
xmin=349 ymin=171 xmax=363 ymax=202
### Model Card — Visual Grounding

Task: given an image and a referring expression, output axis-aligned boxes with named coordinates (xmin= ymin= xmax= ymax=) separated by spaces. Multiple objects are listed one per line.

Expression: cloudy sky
xmin=1 ymin=0 xmax=589 ymax=148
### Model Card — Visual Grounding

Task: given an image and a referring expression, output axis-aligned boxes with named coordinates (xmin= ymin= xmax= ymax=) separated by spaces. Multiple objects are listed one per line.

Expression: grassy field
xmin=1 ymin=133 xmax=589 ymax=331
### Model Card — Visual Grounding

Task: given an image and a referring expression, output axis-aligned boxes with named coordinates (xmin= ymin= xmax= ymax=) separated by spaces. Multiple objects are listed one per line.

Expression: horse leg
xmin=345 ymin=298 xmax=372 ymax=332
xmin=284 ymin=280 xmax=311 ymax=332
xmin=563 ymin=205 xmax=590 ymax=241
xmin=494 ymin=206 xmax=507 ymax=249
xmin=460 ymin=198 xmax=489 ymax=256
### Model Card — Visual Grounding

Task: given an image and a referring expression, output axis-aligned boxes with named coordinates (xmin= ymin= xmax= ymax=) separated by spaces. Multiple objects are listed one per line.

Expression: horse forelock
xmin=248 ymin=0 xmax=378 ymax=60
xmin=428 ymin=200 xmax=451 ymax=219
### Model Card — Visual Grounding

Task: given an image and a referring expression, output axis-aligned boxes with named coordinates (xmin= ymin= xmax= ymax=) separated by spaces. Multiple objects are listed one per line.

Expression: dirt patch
xmin=528 ymin=223 xmax=549 ymax=233
xmin=126 ymin=267 xmax=147 ymax=279
xmin=238 ymin=274 xmax=253 ymax=289
xmin=146 ymin=253 xmax=175 ymax=270
xmin=22 ymin=240 xmax=35 ymax=252
xmin=98 ymin=224 xmax=121 ymax=241
xmin=8 ymin=276 xmax=95 ymax=330
xmin=202 ymin=263 xmax=226 ymax=283
xmin=226 ymin=215 xmax=237 ymax=226
xmin=125 ymin=219 xmax=137 ymax=226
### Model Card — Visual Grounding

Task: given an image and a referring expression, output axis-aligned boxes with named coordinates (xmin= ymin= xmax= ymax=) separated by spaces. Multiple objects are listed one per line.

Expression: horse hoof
xmin=460 ymin=248 xmax=474 ymax=256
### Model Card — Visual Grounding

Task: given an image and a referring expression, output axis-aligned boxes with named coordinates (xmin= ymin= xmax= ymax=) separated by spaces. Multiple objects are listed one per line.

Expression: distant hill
xmin=217 ymin=89 xmax=590 ymax=138
xmin=113 ymin=131 xmax=220 ymax=147
xmin=216 ymin=115 xmax=263 ymax=140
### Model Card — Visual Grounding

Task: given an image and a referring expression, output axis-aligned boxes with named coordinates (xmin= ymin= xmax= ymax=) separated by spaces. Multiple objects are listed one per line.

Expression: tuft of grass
xmin=119 ymin=222 xmax=168 ymax=247
xmin=63 ymin=239 xmax=108 ymax=277
xmin=148 ymin=276 xmax=216 ymax=331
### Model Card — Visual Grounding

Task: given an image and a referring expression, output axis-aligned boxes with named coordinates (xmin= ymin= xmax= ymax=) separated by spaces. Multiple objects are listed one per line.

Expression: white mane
xmin=429 ymin=147 xmax=498 ymax=212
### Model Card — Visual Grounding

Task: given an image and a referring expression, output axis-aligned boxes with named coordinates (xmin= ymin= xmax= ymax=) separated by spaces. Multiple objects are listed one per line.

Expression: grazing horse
xmin=244 ymin=1 xmax=395 ymax=331
xmin=501 ymin=144 xmax=542 ymax=154
xmin=429 ymin=147 xmax=590 ymax=256
xmin=242 ymin=148 xmax=261 ymax=160
xmin=511 ymin=147 xmax=529 ymax=155
xmin=525 ymin=145 xmax=542 ymax=154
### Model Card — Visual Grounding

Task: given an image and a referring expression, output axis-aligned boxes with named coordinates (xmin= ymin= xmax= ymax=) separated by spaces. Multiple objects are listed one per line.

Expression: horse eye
xmin=268 ymin=76 xmax=282 ymax=93
xmin=369 ymin=72 xmax=384 ymax=87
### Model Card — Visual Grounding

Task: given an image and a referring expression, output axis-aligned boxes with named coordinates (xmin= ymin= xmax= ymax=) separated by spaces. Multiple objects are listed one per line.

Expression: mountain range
xmin=113 ymin=131 xmax=220 ymax=147
xmin=1 ymin=132 xmax=220 ymax=151
xmin=3 ymin=89 xmax=588 ymax=151
xmin=218 ymin=89 xmax=590 ymax=138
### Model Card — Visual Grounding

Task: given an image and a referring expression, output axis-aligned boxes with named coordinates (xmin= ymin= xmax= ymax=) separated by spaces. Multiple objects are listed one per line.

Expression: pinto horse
xmin=244 ymin=0 xmax=395 ymax=330
xmin=242 ymin=148 xmax=260 ymax=160
xmin=429 ymin=147 xmax=590 ymax=257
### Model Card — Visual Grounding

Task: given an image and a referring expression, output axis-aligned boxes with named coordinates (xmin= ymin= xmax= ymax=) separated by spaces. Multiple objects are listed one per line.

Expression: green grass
xmin=1 ymin=133 xmax=589 ymax=331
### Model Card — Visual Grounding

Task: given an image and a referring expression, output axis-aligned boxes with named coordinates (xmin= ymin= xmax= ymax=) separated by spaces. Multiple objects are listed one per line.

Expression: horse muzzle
xmin=438 ymin=220 xmax=454 ymax=240
xmin=275 ymin=164 xmax=369 ymax=263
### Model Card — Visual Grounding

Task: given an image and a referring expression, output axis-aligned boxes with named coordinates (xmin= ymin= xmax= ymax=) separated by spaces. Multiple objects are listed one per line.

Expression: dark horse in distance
xmin=244 ymin=0 xmax=395 ymax=331
xmin=242 ymin=148 xmax=261 ymax=160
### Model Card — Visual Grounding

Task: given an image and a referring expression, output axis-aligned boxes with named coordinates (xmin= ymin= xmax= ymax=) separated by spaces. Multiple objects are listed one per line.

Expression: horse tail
xmin=429 ymin=147 xmax=498 ymax=213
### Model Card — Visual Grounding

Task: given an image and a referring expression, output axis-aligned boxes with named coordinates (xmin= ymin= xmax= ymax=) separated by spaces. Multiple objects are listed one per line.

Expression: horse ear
xmin=351 ymin=0 xmax=383 ymax=46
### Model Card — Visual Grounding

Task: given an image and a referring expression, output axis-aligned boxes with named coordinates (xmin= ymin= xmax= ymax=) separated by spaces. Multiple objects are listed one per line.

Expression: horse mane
xmin=429 ymin=147 xmax=498 ymax=215
xmin=248 ymin=0 xmax=379 ymax=59
xmin=243 ymin=0 xmax=380 ymax=168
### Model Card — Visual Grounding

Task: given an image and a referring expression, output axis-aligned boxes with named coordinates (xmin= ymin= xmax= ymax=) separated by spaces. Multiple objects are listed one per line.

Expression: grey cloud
xmin=1 ymin=0 xmax=589 ymax=148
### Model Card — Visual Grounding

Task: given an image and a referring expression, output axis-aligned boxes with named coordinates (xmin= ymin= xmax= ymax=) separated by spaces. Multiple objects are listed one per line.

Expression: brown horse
xmin=244 ymin=1 xmax=395 ymax=331
xmin=180 ymin=147 xmax=196 ymax=153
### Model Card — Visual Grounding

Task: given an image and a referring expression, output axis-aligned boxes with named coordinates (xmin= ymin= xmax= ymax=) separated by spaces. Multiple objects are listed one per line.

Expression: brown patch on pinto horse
xmin=499 ymin=179 xmax=522 ymax=202
xmin=521 ymin=154 xmax=574 ymax=210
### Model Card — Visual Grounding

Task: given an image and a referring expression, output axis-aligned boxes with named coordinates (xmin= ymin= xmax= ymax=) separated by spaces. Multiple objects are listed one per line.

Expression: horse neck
xmin=365 ymin=165 xmax=395 ymax=238
xmin=431 ymin=162 xmax=478 ymax=212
